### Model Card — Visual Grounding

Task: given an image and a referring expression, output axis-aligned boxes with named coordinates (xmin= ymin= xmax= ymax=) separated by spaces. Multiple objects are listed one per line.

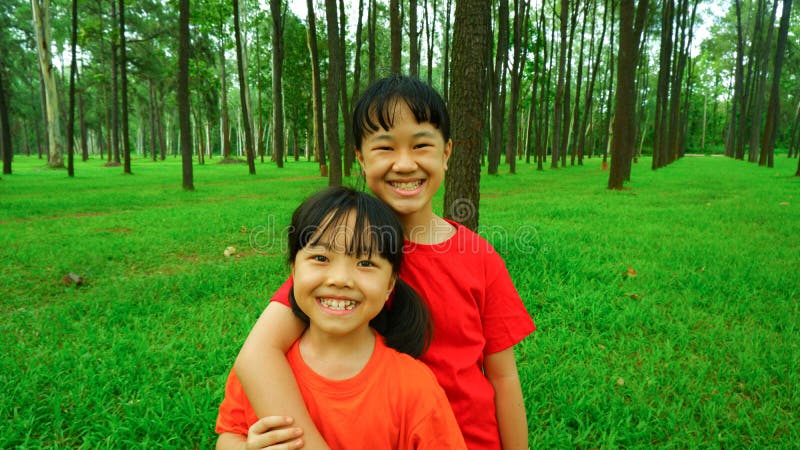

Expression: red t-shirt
xmin=270 ymin=221 xmax=535 ymax=450
xmin=216 ymin=336 xmax=466 ymax=450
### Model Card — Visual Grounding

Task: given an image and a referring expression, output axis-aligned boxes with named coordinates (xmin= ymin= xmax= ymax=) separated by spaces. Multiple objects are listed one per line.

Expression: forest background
xmin=1 ymin=0 xmax=799 ymax=447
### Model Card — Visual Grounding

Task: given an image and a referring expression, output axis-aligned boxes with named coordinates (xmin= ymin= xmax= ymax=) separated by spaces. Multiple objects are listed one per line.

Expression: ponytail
xmin=370 ymin=279 xmax=432 ymax=359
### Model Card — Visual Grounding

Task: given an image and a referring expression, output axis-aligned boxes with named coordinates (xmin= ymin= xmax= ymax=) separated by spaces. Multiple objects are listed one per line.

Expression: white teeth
xmin=319 ymin=298 xmax=357 ymax=310
xmin=391 ymin=181 xmax=422 ymax=191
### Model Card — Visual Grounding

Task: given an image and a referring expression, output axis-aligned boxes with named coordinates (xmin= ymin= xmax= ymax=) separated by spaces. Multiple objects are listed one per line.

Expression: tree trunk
xmin=488 ymin=0 xmax=509 ymax=175
xmin=442 ymin=0 xmax=452 ymax=104
xmin=233 ymin=0 xmax=256 ymax=174
xmin=325 ymin=0 xmax=343 ymax=185
xmin=759 ymin=0 xmax=792 ymax=168
xmin=652 ymin=0 xmax=673 ymax=169
xmin=368 ymin=0 xmax=377 ymax=84
xmin=506 ymin=0 xmax=529 ymax=174
xmin=608 ymin=0 xmax=648 ymax=189
xmin=550 ymin=0 xmax=568 ymax=169
xmin=178 ymin=0 xmax=193 ymax=189
xmin=0 ymin=62 xmax=12 ymax=175
xmin=31 ymin=0 xmax=63 ymax=168
xmin=78 ymin=71 xmax=88 ymax=161
xmin=569 ymin=2 xmax=588 ymax=166
xmin=271 ymin=0 xmax=285 ymax=168
xmin=306 ymin=0 xmax=326 ymax=175
xmin=747 ymin=0 xmax=774 ymax=163
xmin=577 ymin=0 xmax=607 ymax=165
xmin=390 ymin=0 xmax=401 ymax=74
xmin=337 ymin=0 xmax=354 ymax=177
xmin=219 ymin=17 xmax=232 ymax=159
xmin=119 ymin=0 xmax=132 ymax=174
xmin=409 ymin=0 xmax=419 ymax=77
xmin=444 ymin=0 xmax=490 ymax=231
xmin=67 ymin=0 xmax=78 ymax=177
xmin=788 ymin=99 xmax=800 ymax=159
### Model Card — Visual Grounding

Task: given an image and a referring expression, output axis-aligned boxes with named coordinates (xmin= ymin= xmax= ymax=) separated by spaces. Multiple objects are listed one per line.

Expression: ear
xmin=356 ymin=149 xmax=365 ymax=167
xmin=386 ymin=275 xmax=397 ymax=302
xmin=442 ymin=139 xmax=453 ymax=171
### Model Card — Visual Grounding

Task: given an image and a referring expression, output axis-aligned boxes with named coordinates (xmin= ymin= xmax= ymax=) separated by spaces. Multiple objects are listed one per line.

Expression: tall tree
xmin=488 ymin=0 xmax=509 ymax=175
xmin=444 ymin=0 xmax=490 ymax=231
xmin=67 ymin=0 xmax=78 ymax=177
xmin=608 ymin=0 xmax=648 ymax=189
xmin=442 ymin=0 xmax=452 ymax=104
xmin=271 ymin=0 xmax=285 ymax=168
xmin=390 ymin=0 xmax=401 ymax=73
xmin=759 ymin=0 xmax=793 ymax=167
xmin=408 ymin=0 xmax=419 ymax=77
xmin=119 ymin=0 xmax=132 ymax=174
xmin=325 ymin=0 xmax=343 ymax=185
xmin=0 ymin=60 xmax=11 ymax=175
xmin=233 ymin=0 xmax=256 ymax=174
xmin=306 ymin=0 xmax=326 ymax=176
xmin=31 ymin=0 xmax=63 ymax=168
xmin=506 ymin=0 xmax=529 ymax=174
xmin=551 ymin=0 xmax=568 ymax=169
xmin=218 ymin=10 xmax=232 ymax=159
xmin=178 ymin=0 xmax=193 ymax=190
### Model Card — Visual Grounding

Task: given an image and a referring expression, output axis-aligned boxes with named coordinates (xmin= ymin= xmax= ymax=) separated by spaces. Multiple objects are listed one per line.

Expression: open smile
xmin=317 ymin=297 xmax=358 ymax=313
xmin=388 ymin=179 xmax=425 ymax=195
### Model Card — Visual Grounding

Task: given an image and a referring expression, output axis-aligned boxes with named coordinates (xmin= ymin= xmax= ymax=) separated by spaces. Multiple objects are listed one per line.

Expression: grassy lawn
xmin=1 ymin=154 xmax=798 ymax=448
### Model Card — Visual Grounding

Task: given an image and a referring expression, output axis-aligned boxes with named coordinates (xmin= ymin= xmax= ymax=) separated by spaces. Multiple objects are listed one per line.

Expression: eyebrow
xmin=368 ymin=130 xmax=437 ymax=142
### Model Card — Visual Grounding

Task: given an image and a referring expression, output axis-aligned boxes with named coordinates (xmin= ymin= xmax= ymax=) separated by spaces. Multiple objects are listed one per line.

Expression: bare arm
xmin=485 ymin=347 xmax=528 ymax=450
xmin=216 ymin=417 xmax=305 ymax=450
xmin=233 ymin=302 xmax=330 ymax=449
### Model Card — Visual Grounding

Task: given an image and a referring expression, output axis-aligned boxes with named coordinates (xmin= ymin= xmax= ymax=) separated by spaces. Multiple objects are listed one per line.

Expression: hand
xmin=246 ymin=416 xmax=305 ymax=450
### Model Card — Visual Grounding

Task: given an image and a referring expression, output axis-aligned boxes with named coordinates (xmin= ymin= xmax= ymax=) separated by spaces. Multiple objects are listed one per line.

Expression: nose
xmin=392 ymin=148 xmax=417 ymax=172
xmin=325 ymin=259 xmax=354 ymax=288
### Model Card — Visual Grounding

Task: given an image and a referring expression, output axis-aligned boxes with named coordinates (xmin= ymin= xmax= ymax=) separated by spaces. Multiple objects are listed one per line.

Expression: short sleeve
xmin=269 ymin=276 xmax=293 ymax=307
xmin=406 ymin=379 xmax=468 ymax=449
xmin=481 ymin=247 xmax=535 ymax=355
xmin=215 ymin=370 xmax=256 ymax=436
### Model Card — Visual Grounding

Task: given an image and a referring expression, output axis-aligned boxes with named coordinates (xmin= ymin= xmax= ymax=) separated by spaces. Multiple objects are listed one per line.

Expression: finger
xmin=249 ymin=416 xmax=293 ymax=435
xmin=264 ymin=437 xmax=304 ymax=450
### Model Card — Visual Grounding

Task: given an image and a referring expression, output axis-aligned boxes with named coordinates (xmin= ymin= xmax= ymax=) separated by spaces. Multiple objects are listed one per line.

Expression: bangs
xmin=301 ymin=207 xmax=380 ymax=259
xmin=288 ymin=187 xmax=404 ymax=271
xmin=358 ymin=96 xmax=436 ymax=138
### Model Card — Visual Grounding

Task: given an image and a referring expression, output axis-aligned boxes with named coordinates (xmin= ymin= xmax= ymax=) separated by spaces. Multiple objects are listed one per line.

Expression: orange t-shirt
xmin=216 ymin=335 xmax=466 ymax=450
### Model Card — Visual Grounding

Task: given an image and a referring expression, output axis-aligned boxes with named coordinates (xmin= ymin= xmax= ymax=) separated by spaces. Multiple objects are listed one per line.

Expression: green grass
xmin=1 ymin=154 xmax=798 ymax=448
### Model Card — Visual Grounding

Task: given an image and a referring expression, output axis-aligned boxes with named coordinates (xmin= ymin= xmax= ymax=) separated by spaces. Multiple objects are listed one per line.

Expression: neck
xmin=299 ymin=326 xmax=376 ymax=380
xmin=401 ymin=212 xmax=456 ymax=245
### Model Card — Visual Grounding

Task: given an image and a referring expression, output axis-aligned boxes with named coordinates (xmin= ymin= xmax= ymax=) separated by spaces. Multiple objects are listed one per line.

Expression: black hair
xmin=352 ymin=75 xmax=450 ymax=150
xmin=287 ymin=186 xmax=432 ymax=358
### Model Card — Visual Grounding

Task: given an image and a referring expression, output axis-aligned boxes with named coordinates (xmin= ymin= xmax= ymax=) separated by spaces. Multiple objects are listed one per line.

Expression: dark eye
xmin=357 ymin=260 xmax=376 ymax=267
xmin=312 ymin=255 xmax=328 ymax=263
xmin=414 ymin=143 xmax=432 ymax=150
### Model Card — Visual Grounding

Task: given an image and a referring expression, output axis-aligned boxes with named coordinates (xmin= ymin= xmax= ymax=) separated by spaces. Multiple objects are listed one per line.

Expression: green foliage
xmin=2 ymin=155 xmax=798 ymax=447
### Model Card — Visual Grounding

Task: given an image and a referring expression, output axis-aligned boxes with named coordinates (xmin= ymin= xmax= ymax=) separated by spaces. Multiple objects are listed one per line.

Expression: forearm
xmin=485 ymin=348 xmax=529 ymax=450
xmin=216 ymin=432 xmax=246 ymax=450
xmin=491 ymin=373 xmax=528 ymax=450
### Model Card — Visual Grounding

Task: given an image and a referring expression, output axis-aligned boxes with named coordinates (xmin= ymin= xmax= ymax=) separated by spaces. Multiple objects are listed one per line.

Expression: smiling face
xmin=356 ymin=101 xmax=452 ymax=228
xmin=291 ymin=211 xmax=396 ymax=340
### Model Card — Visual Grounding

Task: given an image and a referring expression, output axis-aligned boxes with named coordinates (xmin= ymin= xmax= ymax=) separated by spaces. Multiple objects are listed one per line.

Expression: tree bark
xmin=306 ymin=0 xmax=326 ymax=175
xmin=233 ymin=0 xmax=256 ymax=174
xmin=409 ymin=0 xmax=419 ymax=77
xmin=444 ymin=0 xmax=490 ymax=231
xmin=337 ymin=0 xmax=354 ymax=177
xmin=31 ymin=0 xmax=63 ymax=168
xmin=67 ymin=0 xmax=78 ymax=177
xmin=0 ymin=61 xmax=12 ymax=175
xmin=178 ymin=0 xmax=193 ymax=190
xmin=488 ymin=0 xmax=509 ymax=175
xmin=390 ymin=0 xmax=401 ymax=74
xmin=608 ymin=0 xmax=648 ymax=189
xmin=759 ymin=0 xmax=792 ymax=168
xmin=442 ymin=0 xmax=452 ymax=104
xmin=271 ymin=0 xmax=285 ymax=168
xmin=325 ymin=0 xmax=343 ymax=185
xmin=119 ymin=0 xmax=132 ymax=174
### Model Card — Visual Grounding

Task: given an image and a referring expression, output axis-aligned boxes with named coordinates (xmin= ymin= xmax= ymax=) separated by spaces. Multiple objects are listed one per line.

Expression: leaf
xmin=623 ymin=266 xmax=638 ymax=278
xmin=223 ymin=246 xmax=237 ymax=257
